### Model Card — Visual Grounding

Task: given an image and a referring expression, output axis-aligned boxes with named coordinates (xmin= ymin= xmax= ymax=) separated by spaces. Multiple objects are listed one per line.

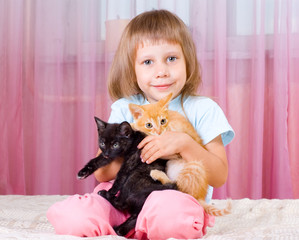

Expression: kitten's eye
xmin=112 ymin=142 xmax=119 ymax=149
xmin=160 ymin=119 xmax=167 ymax=125
xmin=145 ymin=123 xmax=153 ymax=129
xmin=99 ymin=141 xmax=105 ymax=148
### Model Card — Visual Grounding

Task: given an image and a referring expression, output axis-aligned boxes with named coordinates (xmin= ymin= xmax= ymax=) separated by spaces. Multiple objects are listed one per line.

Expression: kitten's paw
xmin=150 ymin=169 xmax=172 ymax=184
xmin=98 ymin=189 xmax=109 ymax=199
xmin=113 ymin=225 xmax=129 ymax=236
xmin=77 ymin=167 xmax=92 ymax=179
xmin=150 ymin=169 xmax=160 ymax=181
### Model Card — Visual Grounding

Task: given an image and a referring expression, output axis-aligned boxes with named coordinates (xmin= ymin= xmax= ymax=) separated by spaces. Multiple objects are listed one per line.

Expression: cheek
xmin=173 ymin=63 xmax=187 ymax=85
xmin=143 ymin=127 xmax=154 ymax=135
xmin=177 ymin=69 xmax=187 ymax=85
xmin=136 ymin=80 xmax=145 ymax=93
xmin=136 ymin=73 xmax=151 ymax=91
xmin=135 ymin=66 xmax=154 ymax=87
xmin=135 ymin=66 xmax=145 ymax=82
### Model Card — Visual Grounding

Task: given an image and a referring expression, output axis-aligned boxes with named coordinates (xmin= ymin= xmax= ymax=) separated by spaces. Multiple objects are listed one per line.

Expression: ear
xmin=94 ymin=116 xmax=106 ymax=133
xmin=158 ymin=93 xmax=173 ymax=109
xmin=118 ymin=121 xmax=132 ymax=138
xmin=129 ymin=103 xmax=144 ymax=120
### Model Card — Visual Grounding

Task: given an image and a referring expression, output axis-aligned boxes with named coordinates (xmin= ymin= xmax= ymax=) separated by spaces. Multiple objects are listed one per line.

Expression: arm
xmin=138 ymin=132 xmax=228 ymax=188
xmin=78 ymin=154 xmax=115 ymax=179
xmin=93 ymin=148 xmax=124 ymax=182
xmin=179 ymin=134 xmax=228 ymax=188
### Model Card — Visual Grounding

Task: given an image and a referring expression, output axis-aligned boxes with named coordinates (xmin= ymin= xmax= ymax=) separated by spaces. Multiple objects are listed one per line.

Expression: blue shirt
xmin=108 ymin=94 xmax=235 ymax=202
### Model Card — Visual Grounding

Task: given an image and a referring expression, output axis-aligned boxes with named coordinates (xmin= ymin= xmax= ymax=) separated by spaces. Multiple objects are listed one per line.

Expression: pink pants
xmin=47 ymin=182 xmax=214 ymax=239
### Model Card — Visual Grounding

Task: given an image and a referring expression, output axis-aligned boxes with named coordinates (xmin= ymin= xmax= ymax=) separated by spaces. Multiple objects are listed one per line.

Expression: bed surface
xmin=0 ymin=195 xmax=298 ymax=239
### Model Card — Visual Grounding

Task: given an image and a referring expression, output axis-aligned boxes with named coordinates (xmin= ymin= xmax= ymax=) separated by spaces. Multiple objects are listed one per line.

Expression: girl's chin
xmin=147 ymin=92 xmax=174 ymax=103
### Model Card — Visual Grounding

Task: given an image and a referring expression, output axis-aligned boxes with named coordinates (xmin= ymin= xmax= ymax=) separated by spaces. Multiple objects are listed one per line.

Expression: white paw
xmin=150 ymin=169 xmax=160 ymax=181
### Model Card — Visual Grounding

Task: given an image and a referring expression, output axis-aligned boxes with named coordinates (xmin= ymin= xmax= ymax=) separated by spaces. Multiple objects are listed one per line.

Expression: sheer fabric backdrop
xmin=0 ymin=0 xmax=298 ymax=199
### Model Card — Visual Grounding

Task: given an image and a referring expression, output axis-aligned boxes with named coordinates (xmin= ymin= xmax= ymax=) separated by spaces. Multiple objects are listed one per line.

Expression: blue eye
xmin=167 ymin=56 xmax=177 ymax=62
xmin=143 ymin=60 xmax=153 ymax=65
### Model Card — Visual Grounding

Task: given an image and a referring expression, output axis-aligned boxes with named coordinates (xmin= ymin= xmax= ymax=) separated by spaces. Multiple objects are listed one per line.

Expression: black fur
xmin=77 ymin=117 xmax=177 ymax=236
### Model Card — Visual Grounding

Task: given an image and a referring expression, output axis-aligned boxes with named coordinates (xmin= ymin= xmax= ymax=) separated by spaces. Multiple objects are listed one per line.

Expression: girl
xmin=47 ymin=9 xmax=234 ymax=239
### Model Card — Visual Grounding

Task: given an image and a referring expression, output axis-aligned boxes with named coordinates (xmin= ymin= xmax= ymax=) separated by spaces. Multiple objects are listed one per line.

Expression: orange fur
xmin=129 ymin=93 xmax=231 ymax=216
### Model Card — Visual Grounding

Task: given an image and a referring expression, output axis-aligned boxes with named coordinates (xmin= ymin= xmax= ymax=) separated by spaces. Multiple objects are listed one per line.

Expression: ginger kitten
xmin=129 ymin=93 xmax=231 ymax=216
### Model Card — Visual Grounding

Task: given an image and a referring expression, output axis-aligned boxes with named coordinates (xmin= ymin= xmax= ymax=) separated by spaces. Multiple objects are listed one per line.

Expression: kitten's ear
xmin=118 ymin=121 xmax=133 ymax=138
xmin=94 ymin=117 xmax=106 ymax=133
xmin=129 ymin=104 xmax=144 ymax=120
xmin=158 ymin=93 xmax=173 ymax=109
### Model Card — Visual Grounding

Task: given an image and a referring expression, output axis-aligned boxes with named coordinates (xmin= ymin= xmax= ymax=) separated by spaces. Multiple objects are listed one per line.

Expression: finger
xmin=138 ymin=136 xmax=154 ymax=149
xmin=140 ymin=140 xmax=156 ymax=157
xmin=141 ymin=146 xmax=159 ymax=162
xmin=145 ymin=150 xmax=164 ymax=164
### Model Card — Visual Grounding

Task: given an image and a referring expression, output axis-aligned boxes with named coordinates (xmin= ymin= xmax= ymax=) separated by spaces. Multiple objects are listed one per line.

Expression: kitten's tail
xmin=199 ymin=199 xmax=232 ymax=216
xmin=177 ymin=161 xmax=232 ymax=216
xmin=150 ymin=165 xmax=232 ymax=217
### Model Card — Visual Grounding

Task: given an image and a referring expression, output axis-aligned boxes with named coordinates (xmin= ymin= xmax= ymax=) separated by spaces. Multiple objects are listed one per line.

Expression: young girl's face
xmin=134 ymin=41 xmax=186 ymax=103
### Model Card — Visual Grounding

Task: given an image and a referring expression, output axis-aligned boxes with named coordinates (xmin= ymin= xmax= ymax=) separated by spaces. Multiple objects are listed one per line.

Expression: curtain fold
xmin=0 ymin=0 xmax=25 ymax=194
xmin=269 ymin=0 xmax=293 ymax=198
xmin=0 ymin=0 xmax=298 ymax=198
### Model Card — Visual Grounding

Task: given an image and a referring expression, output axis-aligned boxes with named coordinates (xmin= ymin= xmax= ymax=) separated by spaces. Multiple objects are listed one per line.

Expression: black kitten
xmin=77 ymin=117 xmax=177 ymax=236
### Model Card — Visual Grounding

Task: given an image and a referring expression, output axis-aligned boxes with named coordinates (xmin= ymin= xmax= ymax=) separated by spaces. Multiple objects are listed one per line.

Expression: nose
xmin=156 ymin=63 xmax=169 ymax=78
xmin=154 ymin=129 xmax=162 ymax=135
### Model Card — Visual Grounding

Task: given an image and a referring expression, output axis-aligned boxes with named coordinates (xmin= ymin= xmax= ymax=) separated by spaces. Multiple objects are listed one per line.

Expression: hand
xmin=137 ymin=131 xmax=189 ymax=164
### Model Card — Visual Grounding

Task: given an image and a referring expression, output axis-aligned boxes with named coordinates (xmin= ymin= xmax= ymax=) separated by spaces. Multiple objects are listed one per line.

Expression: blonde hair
xmin=108 ymin=9 xmax=202 ymax=102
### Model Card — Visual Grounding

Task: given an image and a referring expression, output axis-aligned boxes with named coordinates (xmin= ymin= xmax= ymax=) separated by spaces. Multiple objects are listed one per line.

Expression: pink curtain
xmin=192 ymin=0 xmax=298 ymax=199
xmin=1 ymin=0 xmax=298 ymax=199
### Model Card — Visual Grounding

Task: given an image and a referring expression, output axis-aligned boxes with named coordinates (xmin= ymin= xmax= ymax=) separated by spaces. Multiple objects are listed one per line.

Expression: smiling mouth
xmin=153 ymin=84 xmax=172 ymax=90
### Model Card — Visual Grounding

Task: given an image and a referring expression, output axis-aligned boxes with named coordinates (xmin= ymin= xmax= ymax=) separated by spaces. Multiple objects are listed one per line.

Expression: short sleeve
xmin=191 ymin=99 xmax=234 ymax=146
xmin=108 ymin=99 xmax=134 ymax=124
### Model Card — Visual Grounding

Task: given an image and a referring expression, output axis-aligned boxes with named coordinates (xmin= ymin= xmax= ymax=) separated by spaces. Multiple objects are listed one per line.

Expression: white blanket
xmin=0 ymin=195 xmax=298 ymax=239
